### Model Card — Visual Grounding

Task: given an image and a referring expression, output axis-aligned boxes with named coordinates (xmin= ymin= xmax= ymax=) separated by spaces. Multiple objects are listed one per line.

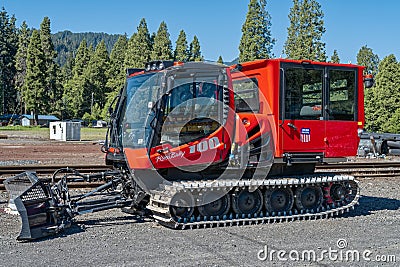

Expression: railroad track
xmin=315 ymin=161 xmax=400 ymax=178
xmin=0 ymin=164 xmax=112 ymax=190
xmin=0 ymin=161 xmax=399 ymax=191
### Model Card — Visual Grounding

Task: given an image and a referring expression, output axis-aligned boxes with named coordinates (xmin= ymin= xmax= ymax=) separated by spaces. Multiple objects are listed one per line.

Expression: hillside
xmin=51 ymin=31 xmax=239 ymax=67
xmin=51 ymin=31 xmax=121 ymax=66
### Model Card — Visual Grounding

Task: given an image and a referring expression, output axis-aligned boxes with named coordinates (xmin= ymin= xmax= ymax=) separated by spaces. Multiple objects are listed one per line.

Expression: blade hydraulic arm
xmin=4 ymin=168 xmax=137 ymax=241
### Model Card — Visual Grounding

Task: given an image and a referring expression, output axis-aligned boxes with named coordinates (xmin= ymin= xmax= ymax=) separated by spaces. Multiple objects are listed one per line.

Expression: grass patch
xmin=81 ymin=127 xmax=107 ymax=141
xmin=0 ymin=125 xmax=108 ymax=141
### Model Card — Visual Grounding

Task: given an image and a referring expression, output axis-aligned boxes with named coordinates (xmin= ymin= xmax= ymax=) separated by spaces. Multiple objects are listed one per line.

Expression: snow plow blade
xmin=4 ymin=172 xmax=65 ymax=241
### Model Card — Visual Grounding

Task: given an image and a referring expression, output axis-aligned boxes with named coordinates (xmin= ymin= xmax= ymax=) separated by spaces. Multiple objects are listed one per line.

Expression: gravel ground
xmin=0 ymin=177 xmax=399 ymax=267
xmin=0 ymin=134 xmax=399 ymax=266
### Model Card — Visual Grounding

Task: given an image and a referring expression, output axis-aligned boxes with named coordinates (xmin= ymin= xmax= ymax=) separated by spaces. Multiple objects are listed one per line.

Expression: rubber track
xmin=148 ymin=174 xmax=359 ymax=229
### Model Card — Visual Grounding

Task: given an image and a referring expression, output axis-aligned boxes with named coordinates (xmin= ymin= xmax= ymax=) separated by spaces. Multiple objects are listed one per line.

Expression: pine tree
xmin=15 ymin=21 xmax=31 ymax=114
xmin=239 ymin=0 xmax=275 ymax=62
xmin=73 ymin=40 xmax=91 ymax=77
xmin=283 ymin=0 xmax=326 ymax=61
xmin=329 ymin=50 xmax=340 ymax=63
xmin=59 ymin=52 xmax=74 ymax=119
xmin=357 ymin=46 xmax=380 ymax=132
xmin=39 ymin=17 xmax=60 ymax=114
xmin=217 ymin=55 xmax=224 ymax=64
xmin=364 ymin=55 xmax=400 ymax=133
xmin=150 ymin=32 xmax=156 ymax=49
xmin=63 ymin=40 xmax=91 ymax=118
xmin=60 ymin=52 xmax=74 ymax=83
xmin=151 ymin=21 xmax=173 ymax=60
xmin=125 ymin=18 xmax=152 ymax=68
xmin=0 ymin=8 xmax=18 ymax=115
xmin=107 ymin=35 xmax=128 ymax=91
xmin=103 ymin=35 xmax=128 ymax=118
xmin=23 ymin=30 xmax=46 ymax=124
xmin=88 ymin=43 xmax=95 ymax=59
xmin=84 ymin=40 xmax=110 ymax=116
xmin=356 ymin=45 xmax=380 ymax=75
xmin=174 ymin=30 xmax=189 ymax=62
xmin=188 ymin=35 xmax=203 ymax=62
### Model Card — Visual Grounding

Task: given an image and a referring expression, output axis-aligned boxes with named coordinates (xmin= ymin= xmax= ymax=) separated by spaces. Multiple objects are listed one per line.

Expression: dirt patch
xmin=0 ymin=138 xmax=105 ymax=166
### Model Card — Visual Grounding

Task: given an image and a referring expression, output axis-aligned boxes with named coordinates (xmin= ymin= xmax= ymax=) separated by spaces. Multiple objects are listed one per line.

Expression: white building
xmin=20 ymin=114 xmax=59 ymax=127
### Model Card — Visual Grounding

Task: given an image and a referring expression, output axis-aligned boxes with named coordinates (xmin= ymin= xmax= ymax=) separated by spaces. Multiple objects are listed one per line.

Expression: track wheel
xmin=169 ymin=191 xmax=194 ymax=220
xmin=232 ymin=188 xmax=263 ymax=215
xmin=264 ymin=187 xmax=294 ymax=213
xmin=198 ymin=191 xmax=231 ymax=217
xmin=330 ymin=183 xmax=347 ymax=202
xmin=295 ymin=186 xmax=323 ymax=211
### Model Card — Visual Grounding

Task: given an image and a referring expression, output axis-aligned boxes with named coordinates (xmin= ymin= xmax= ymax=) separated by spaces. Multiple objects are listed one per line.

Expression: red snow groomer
xmin=5 ymin=59 xmax=373 ymax=240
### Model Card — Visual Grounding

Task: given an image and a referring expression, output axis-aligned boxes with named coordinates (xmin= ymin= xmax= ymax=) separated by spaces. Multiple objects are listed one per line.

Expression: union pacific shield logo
xmin=300 ymin=128 xmax=311 ymax=143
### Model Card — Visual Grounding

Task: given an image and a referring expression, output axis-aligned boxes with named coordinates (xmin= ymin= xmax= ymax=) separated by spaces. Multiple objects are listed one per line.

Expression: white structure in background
xmin=49 ymin=121 xmax=81 ymax=141
xmin=20 ymin=114 xmax=59 ymax=126
xmin=93 ymin=120 xmax=107 ymax=128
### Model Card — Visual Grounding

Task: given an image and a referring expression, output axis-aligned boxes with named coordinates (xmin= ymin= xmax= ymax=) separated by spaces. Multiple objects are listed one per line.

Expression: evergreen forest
xmin=0 ymin=0 xmax=398 ymax=133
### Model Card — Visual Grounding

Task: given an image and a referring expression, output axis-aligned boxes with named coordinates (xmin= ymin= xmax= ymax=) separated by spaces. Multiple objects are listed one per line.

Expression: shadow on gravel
xmin=77 ymin=215 xmax=151 ymax=227
xmin=344 ymin=195 xmax=400 ymax=217
xmin=27 ymin=215 xmax=150 ymax=242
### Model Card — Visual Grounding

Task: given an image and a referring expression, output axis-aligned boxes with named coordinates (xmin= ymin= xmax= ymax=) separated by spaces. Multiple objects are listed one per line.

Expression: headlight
xmin=145 ymin=63 xmax=151 ymax=72
xmin=144 ymin=61 xmax=174 ymax=72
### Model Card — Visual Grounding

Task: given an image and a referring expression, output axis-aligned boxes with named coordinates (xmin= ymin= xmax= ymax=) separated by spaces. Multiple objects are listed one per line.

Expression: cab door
xmin=324 ymin=67 xmax=360 ymax=157
xmin=280 ymin=63 xmax=327 ymax=155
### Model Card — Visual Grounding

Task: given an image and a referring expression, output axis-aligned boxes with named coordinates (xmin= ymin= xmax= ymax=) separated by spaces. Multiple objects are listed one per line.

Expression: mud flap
xmin=4 ymin=172 xmax=63 ymax=241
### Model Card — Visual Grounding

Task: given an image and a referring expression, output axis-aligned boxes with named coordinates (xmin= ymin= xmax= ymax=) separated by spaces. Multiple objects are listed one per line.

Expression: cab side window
xmin=233 ymin=77 xmax=260 ymax=113
xmin=284 ymin=68 xmax=323 ymax=120
xmin=329 ymin=70 xmax=356 ymax=121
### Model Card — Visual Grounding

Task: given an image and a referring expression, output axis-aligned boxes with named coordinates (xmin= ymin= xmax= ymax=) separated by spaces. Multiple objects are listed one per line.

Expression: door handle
xmin=287 ymin=123 xmax=297 ymax=130
xmin=324 ymin=105 xmax=331 ymax=115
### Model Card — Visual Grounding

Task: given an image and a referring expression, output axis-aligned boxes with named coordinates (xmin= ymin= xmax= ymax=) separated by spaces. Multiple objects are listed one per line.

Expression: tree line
xmin=0 ymin=1 xmax=399 ymax=133
xmin=239 ymin=0 xmax=397 ymax=134
xmin=0 ymin=8 xmax=204 ymax=124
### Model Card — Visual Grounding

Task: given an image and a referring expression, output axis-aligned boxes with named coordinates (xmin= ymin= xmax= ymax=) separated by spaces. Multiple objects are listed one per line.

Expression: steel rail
xmin=1 ymin=161 xmax=400 ymax=191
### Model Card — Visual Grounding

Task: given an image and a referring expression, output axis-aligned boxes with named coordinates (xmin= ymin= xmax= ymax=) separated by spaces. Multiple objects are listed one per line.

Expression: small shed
xmin=49 ymin=121 xmax=81 ymax=141
xmin=21 ymin=114 xmax=59 ymax=127
xmin=93 ymin=120 xmax=107 ymax=128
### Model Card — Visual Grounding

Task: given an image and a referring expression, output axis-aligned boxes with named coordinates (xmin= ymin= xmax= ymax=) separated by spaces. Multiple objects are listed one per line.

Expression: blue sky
xmin=2 ymin=0 xmax=399 ymax=64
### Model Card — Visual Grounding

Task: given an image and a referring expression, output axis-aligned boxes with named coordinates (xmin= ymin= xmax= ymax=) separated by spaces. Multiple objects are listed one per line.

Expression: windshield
xmin=121 ymin=72 xmax=161 ymax=148
xmin=161 ymin=79 xmax=224 ymax=146
xmin=122 ymin=63 xmax=229 ymax=149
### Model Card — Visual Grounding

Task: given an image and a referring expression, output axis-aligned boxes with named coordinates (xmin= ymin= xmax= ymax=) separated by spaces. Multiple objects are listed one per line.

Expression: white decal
xmin=156 ymin=150 xmax=185 ymax=163
xmin=300 ymin=128 xmax=311 ymax=143
xmin=189 ymin=137 xmax=221 ymax=154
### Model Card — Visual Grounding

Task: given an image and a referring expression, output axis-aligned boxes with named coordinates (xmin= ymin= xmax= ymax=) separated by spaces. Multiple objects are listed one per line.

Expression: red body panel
xmin=325 ymin=121 xmax=360 ymax=157
xmin=280 ymin=120 xmax=326 ymax=152
xmin=125 ymin=148 xmax=153 ymax=169
xmin=149 ymin=126 xmax=232 ymax=169
xmin=233 ymin=59 xmax=365 ymax=160
xmin=122 ymin=59 xmax=365 ymax=171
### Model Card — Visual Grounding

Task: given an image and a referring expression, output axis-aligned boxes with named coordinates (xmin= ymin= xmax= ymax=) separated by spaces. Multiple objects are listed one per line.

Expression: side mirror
xmin=363 ymin=74 xmax=374 ymax=88
xmin=108 ymin=106 xmax=113 ymax=116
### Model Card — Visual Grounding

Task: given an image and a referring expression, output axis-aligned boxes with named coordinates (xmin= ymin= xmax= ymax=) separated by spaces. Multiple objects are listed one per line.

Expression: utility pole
xmin=91 ymin=92 xmax=94 ymax=115
xmin=0 ymin=60 xmax=4 ymax=115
